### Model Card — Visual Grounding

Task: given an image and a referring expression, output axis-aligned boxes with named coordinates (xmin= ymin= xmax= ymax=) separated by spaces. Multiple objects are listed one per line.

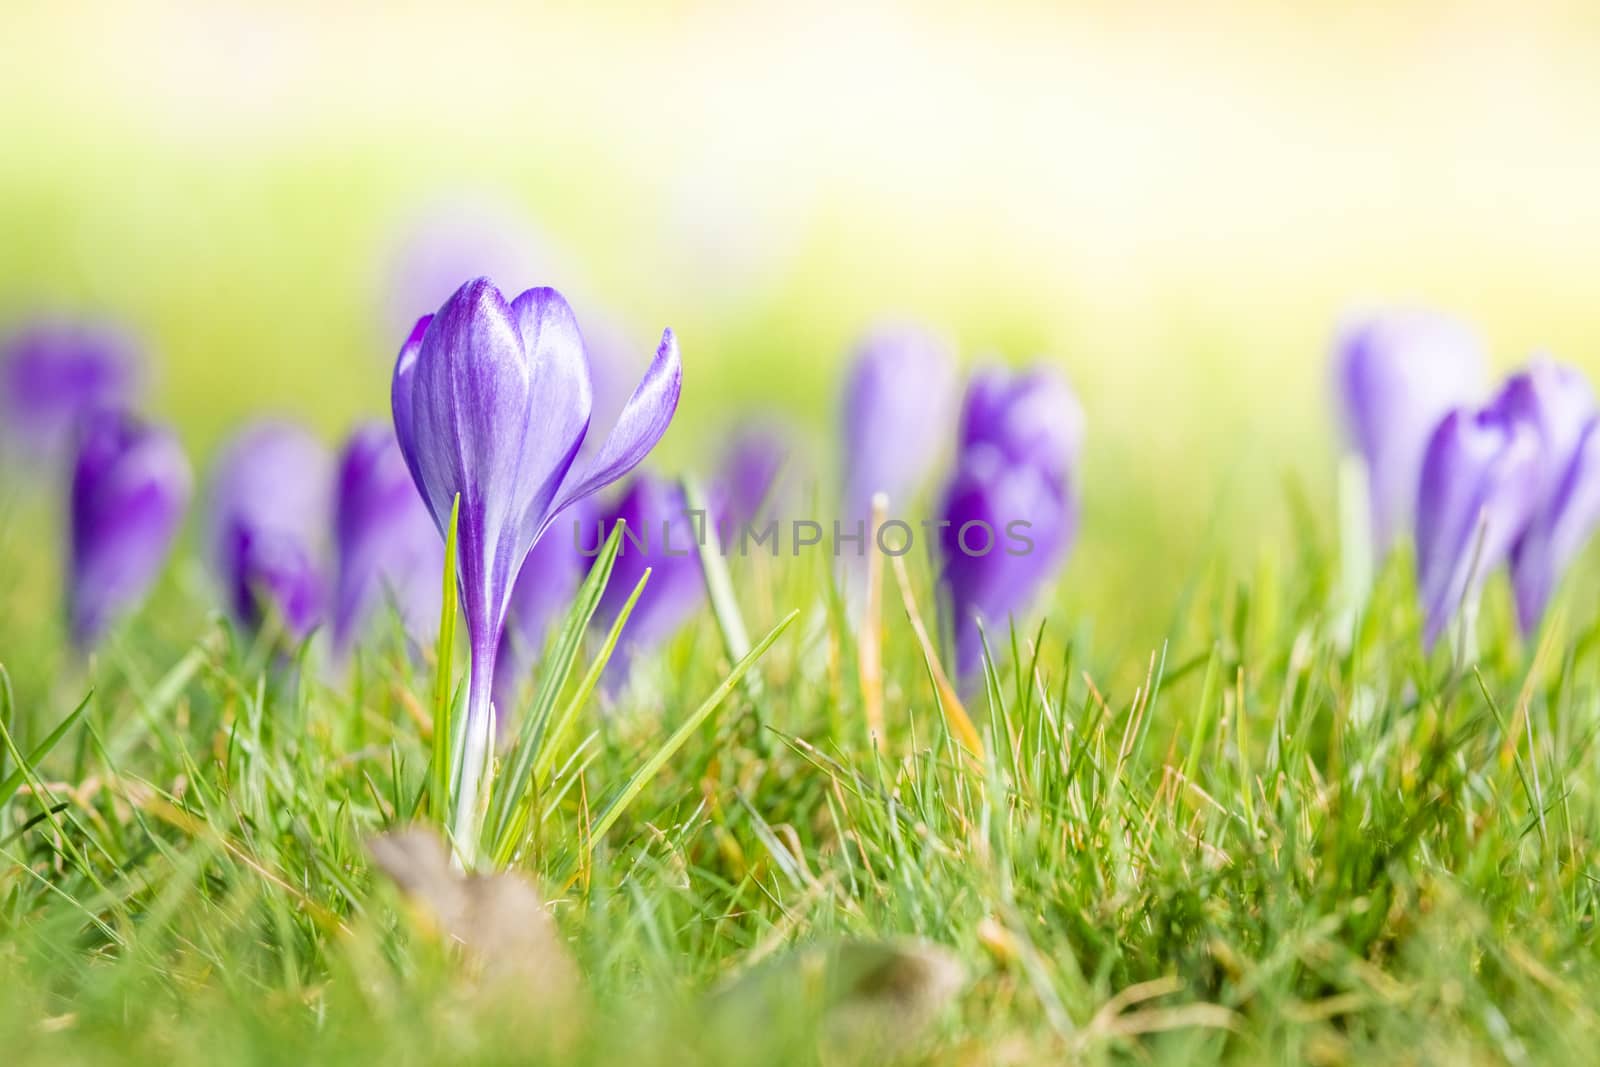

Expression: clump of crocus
xmin=66 ymin=410 xmax=191 ymax=650
xmin=1 ymin=318 xmax=143 ymax=464
xmin=1414 ymin=402 xmax=1542 ymax=649
xmin=937 ymin=366 xmax=1082 ymax=681
xmin=840 ymin=325 xmax=958 ymax=526
xmin=331 ymin=422 xmax=443 ymax=658
xmin=1334 ymin=311 xmax=1487 ymax=557
xmin=391 ymin=278 xmax=680 ymax=850
xmin=207 ymin=421 xmax=333 ymax=641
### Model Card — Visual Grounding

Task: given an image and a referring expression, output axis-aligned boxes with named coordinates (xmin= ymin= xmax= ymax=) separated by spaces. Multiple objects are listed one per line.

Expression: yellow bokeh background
xmin=5 ymin=0 xmax=1600 ymax=657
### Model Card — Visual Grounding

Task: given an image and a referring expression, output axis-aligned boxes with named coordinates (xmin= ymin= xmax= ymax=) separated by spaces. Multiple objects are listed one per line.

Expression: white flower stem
xmin=449 ymin=668 xmax=495 ymax=869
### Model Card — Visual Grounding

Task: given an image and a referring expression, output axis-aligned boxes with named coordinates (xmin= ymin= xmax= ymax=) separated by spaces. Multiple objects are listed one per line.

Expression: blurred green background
xmin=5 ymin=0 xmax=1600 ymax=674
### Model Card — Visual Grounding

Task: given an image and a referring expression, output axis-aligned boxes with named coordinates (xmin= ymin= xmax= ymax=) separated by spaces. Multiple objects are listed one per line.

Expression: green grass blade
xmin=587 ymin=609 xmax=798 ymax=847
xmin=0 ymin=685 xmax=91 ymax=809
xmin=487 ymin=520 xmax=626 ymax=853
xmin=429 ymin=494 xmax=462 ymax=821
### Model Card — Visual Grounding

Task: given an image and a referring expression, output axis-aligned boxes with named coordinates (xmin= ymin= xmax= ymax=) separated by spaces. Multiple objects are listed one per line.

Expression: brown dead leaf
xmin=367 ymin=826 xmax=581 ymax=1033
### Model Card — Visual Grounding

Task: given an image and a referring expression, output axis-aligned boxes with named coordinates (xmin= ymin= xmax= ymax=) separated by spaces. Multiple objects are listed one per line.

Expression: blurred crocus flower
xmin=207 ymin=421 xmax=332 ymax=641
xmin=66 ymin=411 xmax=191 ymax=649
xmin=938 ymin=366 xmax=1082 ymax=681
xmin=593 ymin=473 xmax=706 ymax=683
xmin=841 ymin=325 xmax=958 ymax=522
xmin=1334 ymin=311 xmax=1488 ymax=556
xmin=1414 ymin=403 xmax=1542 ymax=648
xmin=1499 ymin=359 xmax=1600 ymax=630
xmin=391 ymin=278 xmax=679 ymax=843
xmin=718 ymin=422 xmax=790 ymax=529
xmin=1 ymin=319 xmax=143 ymax=463
xmin=331 ymin=422 xmax=444 ymax=658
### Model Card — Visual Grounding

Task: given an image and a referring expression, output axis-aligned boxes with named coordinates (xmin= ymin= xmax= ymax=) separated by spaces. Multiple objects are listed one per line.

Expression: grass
xmin=4 ymin=479 xmax=1600 ymax=1067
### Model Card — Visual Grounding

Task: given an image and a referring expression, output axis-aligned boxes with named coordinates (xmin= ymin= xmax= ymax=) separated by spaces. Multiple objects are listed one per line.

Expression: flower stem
xmin=449 ymin=655 xmax=496 ymax=868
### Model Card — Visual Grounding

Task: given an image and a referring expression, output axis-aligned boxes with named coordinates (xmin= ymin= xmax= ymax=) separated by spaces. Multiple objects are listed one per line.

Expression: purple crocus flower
xmin=594 ymin=473 xmax=706 ymax=683
xmin=1414 ymin=404 xmax=1542 ymax=648
xmin=938 ymin=366 xmax=1082 ymax=681
xmin=1 ymin=319 xmax=143 ymax=463
xmin=841 ymin=324 xmax=958 ymax=523
xmin=1334 ymin=310 xmax=1488 ymax=555
xmin=391 ymin=278 xmax=680 ymax=843
xmin=66 ymin=411 xmax=191 ymax=649
xmin=331 ymin=422 xmax=444 ymax=657
xmin=207 ymin=421 xmax=333 ymax=640
xmin=1497 ymin=359 xmax=1600 ymax=630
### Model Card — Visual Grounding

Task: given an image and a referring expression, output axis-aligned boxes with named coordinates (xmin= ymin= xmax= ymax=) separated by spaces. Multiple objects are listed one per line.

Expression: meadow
xmin=8 ymin=5 xmax=1600 ymax=1065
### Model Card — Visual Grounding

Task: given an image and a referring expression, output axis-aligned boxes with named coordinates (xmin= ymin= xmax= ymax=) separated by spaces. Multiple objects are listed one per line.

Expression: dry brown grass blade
xmin=887 ymin=548 xmax=983 ymax=759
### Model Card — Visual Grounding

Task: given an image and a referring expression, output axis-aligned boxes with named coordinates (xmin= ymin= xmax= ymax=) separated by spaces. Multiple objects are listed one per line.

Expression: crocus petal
xmin=332 ymin=421 xmax=444 ymax=655
xmin=961 ymin=366 xmax=1084 ymax=478
xmin=1510 ymin=418 xmax=1600 ymax=631
xmin=1495 ymin=358 xmax=1595 ymax=505
xmin=940 ymin=449 xmax=1074 ymax=680
xmin=507 ymin=287 xmax=593 ymax=538
xmin=1334 ymin=310 xmax=1488 ymax=555
xmin=936 ymin=365 xmax=1080 ymax=682
xmin=207 ymin=420 xmax=332 ymax=639
xmin=67 ymin=411 xmax=191 ymax=648
xmin=390 ymin=314 xmax=433 ymax=496
xmin=1414 ymin=407 xmax=1542 ymax=647
xmin=594 ymin=473 xmax=706 ymax=682
xmin=841 ymin=324 xmax=958 ymax=522
xmin=1 ymin=318 xmax=144 ymax=464
xmin=547 ymin=328 xmax=682 ymax=523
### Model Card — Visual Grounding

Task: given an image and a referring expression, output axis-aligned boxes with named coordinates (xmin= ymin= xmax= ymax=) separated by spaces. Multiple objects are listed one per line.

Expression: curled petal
xmin=547 ymin=328 xmax=682 ymax=524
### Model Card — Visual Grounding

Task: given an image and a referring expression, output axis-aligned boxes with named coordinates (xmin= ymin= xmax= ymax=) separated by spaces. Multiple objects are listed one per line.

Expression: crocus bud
xmin=391 ymin=278 xmax=680 ymax=845
xmin=594 ymin=473 xmax=706 ymax=682
xmin=207 ymin=421 xmax=333 ymax=640
xmin=840 ymin=324 xmax=958 ymax=523
xmin=1 ymin=318 xmax=143 ymax=464
xmin=332 ymin=422 xmax=443 ymax=657
xmin=937 ymin=366 xmax=1082 ymax=681
xmin=1334 ymin=311 xmax=1488 ymax=556
xmin=1498 ymin=359 xmax=1600 ymax=630
xmin=66 ymin=411 xmax=191 ymax=649
xmin=1414 ymin=404 xmax=1542 ymax=648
